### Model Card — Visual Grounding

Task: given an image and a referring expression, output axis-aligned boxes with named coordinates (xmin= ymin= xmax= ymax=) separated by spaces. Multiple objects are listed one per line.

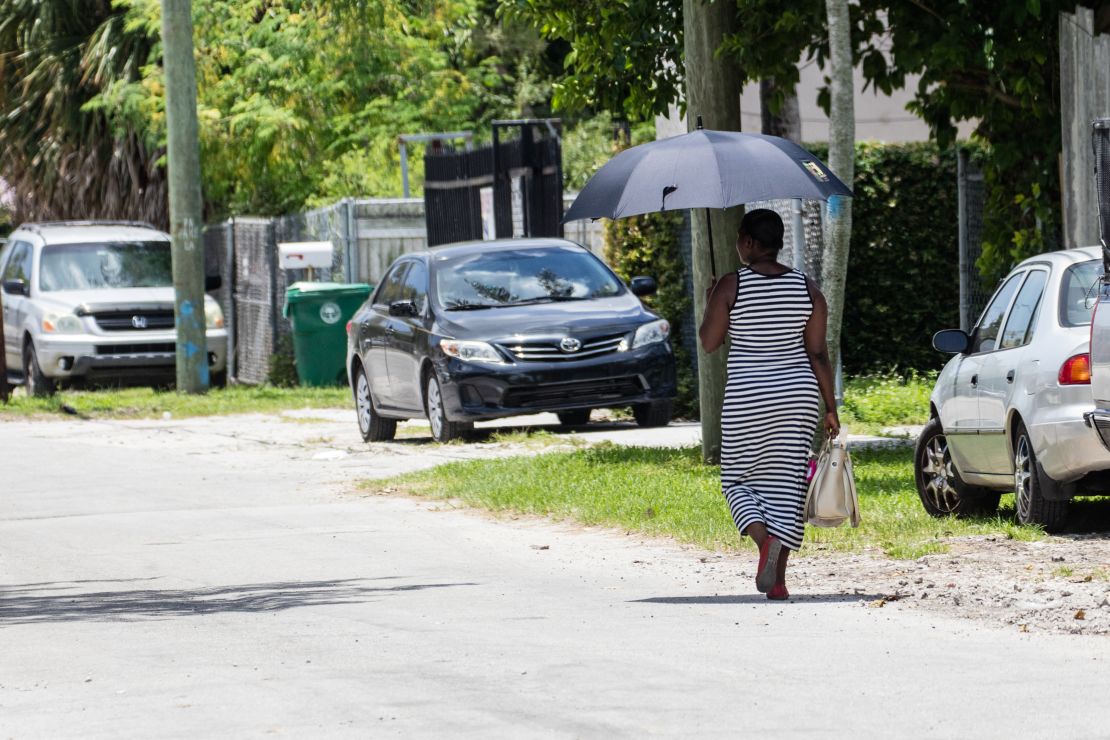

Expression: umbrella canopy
xmin=563 ymin=129 xmax=852 ymax=223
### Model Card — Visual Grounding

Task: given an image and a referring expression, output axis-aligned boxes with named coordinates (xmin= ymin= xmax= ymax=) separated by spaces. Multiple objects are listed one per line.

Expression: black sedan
xmin=346 ymin=239 xmax=677 ymax=442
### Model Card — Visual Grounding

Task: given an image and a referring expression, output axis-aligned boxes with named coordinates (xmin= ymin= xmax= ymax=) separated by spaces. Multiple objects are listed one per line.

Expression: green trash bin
xmin=283 ymin=281 xmax=372 ymax=386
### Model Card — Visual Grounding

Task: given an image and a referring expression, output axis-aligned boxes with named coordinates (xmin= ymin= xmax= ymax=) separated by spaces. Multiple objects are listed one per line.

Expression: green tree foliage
xmin=513 ymin=0 xmax=1099 ymax=283
xmin=97 ymin=0 xmax=559 ymax=218
xmin=0 ymin=0 xmax=564 ymax=223
xmin=0 ymin=0 xmax=164 ymax=225
xmin=500 ymin=0 xmax=684 ymax=119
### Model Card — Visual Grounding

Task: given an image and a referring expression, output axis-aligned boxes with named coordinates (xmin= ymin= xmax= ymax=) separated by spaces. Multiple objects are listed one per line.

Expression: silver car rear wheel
xmin=1012 ymin=422 xmax=1068 ymax=531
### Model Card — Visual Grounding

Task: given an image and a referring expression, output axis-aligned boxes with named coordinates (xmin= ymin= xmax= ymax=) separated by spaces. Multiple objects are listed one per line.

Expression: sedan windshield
xmin=1059 ymin=259 xmax=1101 ymax=326
xmin=39 ymin=242 xmax=173 ymax=292
xmin=435 ymin=246 xmax=623 ymax=309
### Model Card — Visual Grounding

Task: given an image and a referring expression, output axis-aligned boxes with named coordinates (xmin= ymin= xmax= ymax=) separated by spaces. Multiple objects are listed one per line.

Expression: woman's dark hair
xmin=740 ymin=209 xmax=784 ymax=253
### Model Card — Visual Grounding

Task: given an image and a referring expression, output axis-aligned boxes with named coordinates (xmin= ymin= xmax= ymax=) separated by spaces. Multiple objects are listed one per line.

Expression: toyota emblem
xmin=559 ymin=337 xmax=582 ymax=353
xmin=131 ymin=315 xmax=148 ymax=329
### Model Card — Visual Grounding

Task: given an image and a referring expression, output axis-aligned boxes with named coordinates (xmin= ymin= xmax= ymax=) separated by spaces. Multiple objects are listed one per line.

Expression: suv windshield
xmin=1059 ymin=259 xmax=1101 ymax=327
xmin=39 ymin=241 xmax=172 ymax=292
xmin=435 ymin=246 xmax=623 ymax=309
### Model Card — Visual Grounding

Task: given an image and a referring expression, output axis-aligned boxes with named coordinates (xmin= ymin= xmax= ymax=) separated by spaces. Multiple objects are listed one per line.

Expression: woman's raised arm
xmin=699 ymin=272 xmax=737 ymax=353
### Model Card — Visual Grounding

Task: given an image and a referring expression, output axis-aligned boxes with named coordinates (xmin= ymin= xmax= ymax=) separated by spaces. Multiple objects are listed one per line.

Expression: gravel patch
xmin=787 ymin=535 xmax=1110 ymax=635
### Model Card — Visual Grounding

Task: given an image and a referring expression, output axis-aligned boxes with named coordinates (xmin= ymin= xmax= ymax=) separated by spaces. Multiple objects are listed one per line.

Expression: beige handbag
xmin=804 ymin=435 xmax=861 ymax=528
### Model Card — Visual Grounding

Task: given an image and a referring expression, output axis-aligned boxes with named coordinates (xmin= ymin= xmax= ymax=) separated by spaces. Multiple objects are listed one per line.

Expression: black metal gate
xmin=423 ymin=119 xmax=563 ymax=247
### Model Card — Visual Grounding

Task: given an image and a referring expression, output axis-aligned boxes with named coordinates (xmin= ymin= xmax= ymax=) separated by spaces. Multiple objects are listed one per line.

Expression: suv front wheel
xmin=914 ymin=418 xmax=1000 ymax=517
xmin=23 ymin=342 xmax=56 ymax=397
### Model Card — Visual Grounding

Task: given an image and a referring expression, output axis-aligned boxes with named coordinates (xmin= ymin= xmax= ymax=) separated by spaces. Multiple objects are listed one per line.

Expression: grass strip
xmin=0 ymin=385 xmax=351 ymax=419
xmin=373 ymin=444 xmax=1043 ymax=559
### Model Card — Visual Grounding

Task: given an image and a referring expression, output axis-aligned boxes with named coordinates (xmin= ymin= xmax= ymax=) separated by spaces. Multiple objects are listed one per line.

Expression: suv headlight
xmin=42 ymin=312 xmax=83 ymax=334
xmin=440 ymin=339 xmax=506 ymax=364
xmin=205 ymin=301 xmax=225 ymax=329
xmin=632 ymin=318 xmax=670 ymax=348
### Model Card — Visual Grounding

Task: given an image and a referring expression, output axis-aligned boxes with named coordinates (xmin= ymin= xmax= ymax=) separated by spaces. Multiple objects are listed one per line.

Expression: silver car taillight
xmin=1059 ymin=353 xmax=1092 ymax=385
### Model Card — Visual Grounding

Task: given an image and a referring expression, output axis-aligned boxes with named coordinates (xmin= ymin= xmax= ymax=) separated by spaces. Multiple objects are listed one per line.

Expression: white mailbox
xmin=278 ymin=241 xmax=333 ymax=270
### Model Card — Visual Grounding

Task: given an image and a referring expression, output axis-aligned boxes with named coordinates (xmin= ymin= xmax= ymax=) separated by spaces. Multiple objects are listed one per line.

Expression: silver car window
xmin=1 ymin=242 xmax=31 ymax=282
xmin=998 ymin=270 xmax=1047 ymax=350
xmin=1059 ymin=259 xmax=1101 ymax=327
xmin=972 ymin=272 xmax=1024 ymax=354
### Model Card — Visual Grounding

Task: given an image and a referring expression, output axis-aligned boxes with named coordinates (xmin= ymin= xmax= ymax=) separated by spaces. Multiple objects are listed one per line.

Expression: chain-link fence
xmin=958 ymin=149 xmax=992 ymax=331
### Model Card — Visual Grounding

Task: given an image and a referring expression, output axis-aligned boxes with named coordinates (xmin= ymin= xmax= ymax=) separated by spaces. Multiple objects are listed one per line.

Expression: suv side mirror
xmin=205 ymin=274 xmax=222 ymax=291
xmin=629 ymin=276 xmax=657 ymax=297
xmin=2 ymin=278 xmax=28 ymax=296
xmin=388 ymin=300 xmax=418 ymax=318
xmin=933 ymin=329 xmax=971 ymax=354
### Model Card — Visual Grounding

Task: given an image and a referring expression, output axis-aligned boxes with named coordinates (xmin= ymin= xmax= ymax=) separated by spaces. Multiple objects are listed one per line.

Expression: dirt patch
xmin=787 ymin=535 xmax=1110 ymax=635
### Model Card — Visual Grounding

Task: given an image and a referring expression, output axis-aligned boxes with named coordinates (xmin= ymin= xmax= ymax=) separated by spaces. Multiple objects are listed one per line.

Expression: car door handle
xmin=971 ymin=374 xmax=978 ymax=387
xmin=1006 ymin=370 xmax=1015 ymax=383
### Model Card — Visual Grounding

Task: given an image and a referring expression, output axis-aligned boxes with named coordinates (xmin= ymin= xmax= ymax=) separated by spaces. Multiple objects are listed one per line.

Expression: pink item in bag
xmin=806 ymin=457 xmax=817 ymax=484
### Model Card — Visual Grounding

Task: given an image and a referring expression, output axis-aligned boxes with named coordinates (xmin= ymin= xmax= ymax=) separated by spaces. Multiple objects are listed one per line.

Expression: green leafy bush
xmin=810 ymin=141 xmax=981 ymax=375
xmin=603 ymin=211 xmax=695 ymax=418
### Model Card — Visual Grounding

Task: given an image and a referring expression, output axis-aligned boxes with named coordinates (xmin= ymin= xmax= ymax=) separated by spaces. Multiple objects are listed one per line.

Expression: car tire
xmin=914 ymin=417 xmax=1000 ymax=518
xmin=23 ymin=342 xmax=56 ymax=398
xmin=354 ymin=364 xmax=396 ymax=442
xmin=632 ymin=399 xmax=672 ymax=428
xmin=557 ymin=409 xmax=591 ymax=427
xmin=1013 ymin=422 xmax=1069 ymax=532
xmin=210 ymin=370 xmax=227 ymax=389
xmin=425 ymin=371 xmax=468 ymax=443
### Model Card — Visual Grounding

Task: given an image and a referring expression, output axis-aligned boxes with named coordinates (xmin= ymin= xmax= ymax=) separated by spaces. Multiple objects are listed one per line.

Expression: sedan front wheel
xmin=425 ymin=372 xmax=470 ymax=443
xmin=914 ymin=418 xmax=1000 ymax=518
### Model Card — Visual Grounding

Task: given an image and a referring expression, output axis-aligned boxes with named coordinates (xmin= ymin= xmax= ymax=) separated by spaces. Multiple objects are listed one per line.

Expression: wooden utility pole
xmin=684 ymin=0 xmax=743 ymax=463
xmin=822 ymin=0 xmax=855 ymax=402
xmin=161 ymin=0 xmax=208 ymax=393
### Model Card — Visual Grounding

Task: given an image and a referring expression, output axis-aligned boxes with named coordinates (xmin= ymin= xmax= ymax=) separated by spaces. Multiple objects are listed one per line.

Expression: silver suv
xmin=1 ymin=221 xmax=227 ymax=395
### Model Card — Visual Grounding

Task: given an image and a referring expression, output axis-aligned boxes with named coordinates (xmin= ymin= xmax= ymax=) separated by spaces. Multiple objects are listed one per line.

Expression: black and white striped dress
xmin=721 ymin=267 xmax=820 ymax=551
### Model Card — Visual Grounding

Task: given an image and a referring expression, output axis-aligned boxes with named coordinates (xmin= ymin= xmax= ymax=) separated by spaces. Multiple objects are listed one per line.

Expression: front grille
xmin=502 ymin=376 xmax=644 ymax=408
xmin=95 ymin=343 xmax=176 ymax=355
xmin=93 ymin=310 xmax=175 ymax=331
xmin=501 ymin=332 xmax=627 ymax=362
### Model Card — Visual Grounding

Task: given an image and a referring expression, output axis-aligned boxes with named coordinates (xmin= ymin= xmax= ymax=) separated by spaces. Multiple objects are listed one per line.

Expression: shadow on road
xmin=0 ymin=577 xmax=477 ymax=624
xmin=632 ymin=593 xmax=885 ymax=605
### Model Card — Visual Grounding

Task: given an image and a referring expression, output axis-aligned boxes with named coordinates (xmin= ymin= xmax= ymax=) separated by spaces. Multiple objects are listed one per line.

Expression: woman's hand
xmin=704 ymin=274 xmax=719 ymax=303
xmin=824 ymin=410 xmax=841 ymax=438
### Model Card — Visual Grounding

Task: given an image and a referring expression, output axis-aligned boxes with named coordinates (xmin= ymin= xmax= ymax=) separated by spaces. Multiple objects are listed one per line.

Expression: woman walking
xmin=699 ymin=209 xmax=839 ymax=600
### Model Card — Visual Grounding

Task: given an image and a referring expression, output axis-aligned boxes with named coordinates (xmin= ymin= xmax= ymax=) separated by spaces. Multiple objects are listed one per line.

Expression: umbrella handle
xmin=705 ymin=208 xmax=717 ymax=278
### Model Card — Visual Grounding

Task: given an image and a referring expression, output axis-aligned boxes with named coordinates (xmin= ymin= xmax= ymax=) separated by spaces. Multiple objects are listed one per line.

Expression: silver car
xmin=916 ymin=246 xmax=1108 ymax=531
xmin=1 ymin=221 xmax=227 ymax=395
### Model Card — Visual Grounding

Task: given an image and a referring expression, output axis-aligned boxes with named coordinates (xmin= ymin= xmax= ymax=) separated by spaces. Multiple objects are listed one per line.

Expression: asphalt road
xmin=2 ymin=412 xmax=1109 ymax=738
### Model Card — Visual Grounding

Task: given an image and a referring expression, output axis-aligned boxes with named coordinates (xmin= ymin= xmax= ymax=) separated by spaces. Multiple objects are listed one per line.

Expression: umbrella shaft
xmin=705 ymin=208 xmax=717 ymax=277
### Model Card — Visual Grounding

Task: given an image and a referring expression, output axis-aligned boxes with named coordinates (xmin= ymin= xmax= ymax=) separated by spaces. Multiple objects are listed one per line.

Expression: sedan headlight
xmin=205 ymin=301 xmax=225 ymax=329
xmin=440 ymin=339 xmax=506 ymax=364
xmin=632 ymin=318 xmax=670 ymax=348
xmin=42 ymin=312 xmax=83 ymax=334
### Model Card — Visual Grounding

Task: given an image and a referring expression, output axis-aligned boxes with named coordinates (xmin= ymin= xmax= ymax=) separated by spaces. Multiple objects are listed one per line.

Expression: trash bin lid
xmin=284 ymin=281 xmax=372 ymax=302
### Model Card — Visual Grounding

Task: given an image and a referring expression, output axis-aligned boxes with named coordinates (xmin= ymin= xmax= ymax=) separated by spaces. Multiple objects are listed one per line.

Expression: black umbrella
xmin=563 ymin=119 xmax=853 ymax=275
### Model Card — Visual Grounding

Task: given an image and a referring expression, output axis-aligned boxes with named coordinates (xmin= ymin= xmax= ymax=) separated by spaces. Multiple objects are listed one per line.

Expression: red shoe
xmin=767 ymin=583 xmax=790 ymax=601
xmin=756 ymin=536 xmax=782 ymax=594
